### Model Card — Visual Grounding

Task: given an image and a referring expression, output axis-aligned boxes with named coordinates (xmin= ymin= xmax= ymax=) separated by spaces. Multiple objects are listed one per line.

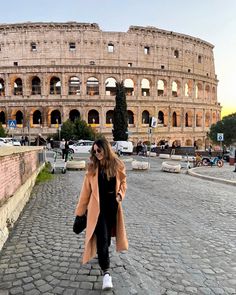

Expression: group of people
xmin=20 ymin=135 xmax=29 ymax=146
xmin=136 ymin=141 xmax=147 ymax=156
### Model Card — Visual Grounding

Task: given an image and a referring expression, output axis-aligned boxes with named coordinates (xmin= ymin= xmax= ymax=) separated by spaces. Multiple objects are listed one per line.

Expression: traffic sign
xmin=8 ymin=120 xmax=17 ymax=129
xmin=217 ymin=133 xmax=224 ymax=141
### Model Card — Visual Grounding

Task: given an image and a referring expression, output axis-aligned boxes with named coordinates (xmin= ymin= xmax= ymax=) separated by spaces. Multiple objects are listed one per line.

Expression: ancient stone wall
xmin=0 ymin=22 xmax=221 ymax=147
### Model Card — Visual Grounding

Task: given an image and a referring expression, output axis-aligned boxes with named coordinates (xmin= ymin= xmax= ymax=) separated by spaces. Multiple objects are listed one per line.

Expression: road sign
xmin=8 ymin=120 xmax=17 ymax=129
xmin=217 ymin=133 xmax=224 ymax=141
xmin=149 ymin=117 xmax=158 ymax=128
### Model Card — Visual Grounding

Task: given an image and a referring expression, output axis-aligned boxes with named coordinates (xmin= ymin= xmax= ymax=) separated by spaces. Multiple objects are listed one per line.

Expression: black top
xmin=98 ymin=169 xmax=117 ymax=226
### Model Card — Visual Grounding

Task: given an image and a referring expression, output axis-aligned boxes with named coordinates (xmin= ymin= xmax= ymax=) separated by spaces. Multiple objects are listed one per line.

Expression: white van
xmin=112 ymin=141 xmax=133 ymax=155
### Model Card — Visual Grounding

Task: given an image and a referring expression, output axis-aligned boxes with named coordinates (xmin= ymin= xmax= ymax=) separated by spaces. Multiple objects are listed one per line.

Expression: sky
xmin=1 ymin=0 xmax=235 ymax=118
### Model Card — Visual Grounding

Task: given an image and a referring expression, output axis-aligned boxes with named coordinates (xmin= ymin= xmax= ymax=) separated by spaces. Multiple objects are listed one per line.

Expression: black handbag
xmin=73 ymin=214 xmax=87 ymax=234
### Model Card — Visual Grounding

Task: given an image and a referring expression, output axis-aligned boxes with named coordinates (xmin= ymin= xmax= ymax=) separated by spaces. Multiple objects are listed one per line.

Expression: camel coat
xmin=75 ymin=164 xmax=128 ymax=264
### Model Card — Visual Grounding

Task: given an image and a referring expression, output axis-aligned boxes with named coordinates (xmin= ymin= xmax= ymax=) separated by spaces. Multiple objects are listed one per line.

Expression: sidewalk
xmin=187 ymin=162 xmax=236 ymax=186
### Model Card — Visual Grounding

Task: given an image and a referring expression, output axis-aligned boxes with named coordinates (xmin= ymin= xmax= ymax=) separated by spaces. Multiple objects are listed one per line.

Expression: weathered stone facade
xmin=0 ymin=22 xmax=221 ymax=147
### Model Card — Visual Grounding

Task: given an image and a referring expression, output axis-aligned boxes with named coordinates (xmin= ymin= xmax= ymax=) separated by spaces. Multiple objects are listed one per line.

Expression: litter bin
xmin=229 ymin=146 xmax=236 ymax=165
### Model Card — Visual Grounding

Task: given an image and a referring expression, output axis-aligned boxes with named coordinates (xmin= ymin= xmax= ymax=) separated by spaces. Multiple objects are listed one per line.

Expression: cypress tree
xmin=112 ymin=81 xmax=128 ymax=141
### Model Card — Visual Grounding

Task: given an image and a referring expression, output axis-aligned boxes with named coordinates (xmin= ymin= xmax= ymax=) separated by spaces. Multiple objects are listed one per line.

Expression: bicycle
xmin=202 ymin=156 xmax=224 ymax=168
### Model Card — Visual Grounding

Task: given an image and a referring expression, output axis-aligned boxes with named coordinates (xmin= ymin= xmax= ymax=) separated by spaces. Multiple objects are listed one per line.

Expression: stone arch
xmin=196 ymin=139 xmax=203 ymax=149
xmin=172 ymin=111 xmax=177 ymax=127
xmin=0 ymin=110 xmax=6 ymax=124
xmin=106 ymin=110 xmax=114 ymax=124
xmin=196 ymin=111 xmax=203 ymax=127
xmin=50 ymin=109 xmax=61 ymax=124
xmin=205 ymin=111 xmax=210 ymax=127
xmin=171 ymin=80 xmax=181 ymax=97
xmin=68 ymin=76 xmax=81 ymax=95
xmin=212 ymin=86 xmax=216 ymax=100
xmin=185 ymin=111 xmax=193 ymax=127
xmin=14 ymin=78 xmax=23 ymax=96
xmin=127 ymin=110 xmax=134 ymax=124
xmin=157 ymin=79 xmax=167 ymax=96
xmin=185 ymin=139 xmax=192 ymax=146
xmin=142 ymin=110 xmax=150 ymax=124
xmin=124 ymin=78 xmax=134 ymax=96
xmin=0 ymin=78 xmax=5 ymax=96
xmin=105 ymin=77 xmax=117 ymax=96
xmin=31 ymin=76 xmax=41 ymax=95
xmin=212 ymin=112 xmax=216 ymax=124
xmin=50 ymin=77 xmax=61 ymax=95
xmin=174 ymin=49 xmax=179 ymax=58
xmin=33 ymin=110 xmax=42 ymax=125
xmin=88 ymin=109 xmax=99 ymax=124
xmin=141 ymin=78 xmax=150 ymax=96
xmin=69 ymin=109 xmax=80 ymax=122
xmin=158 ymin=111 xmax=164 ymax=124
xmin=205 ymin=84 xmax=210 ymax=100
xmin=87 ymin=77 xmax=99 ymax=95
xmin=184 ymin=80 xmax=193 ymax=97
xmin=172 ymin=110 xmax=181 ymax=127
xmin=15 ymin=110 xmax=23 ymax=124
xmin=196 ymin=82 xmax=203 ymax=99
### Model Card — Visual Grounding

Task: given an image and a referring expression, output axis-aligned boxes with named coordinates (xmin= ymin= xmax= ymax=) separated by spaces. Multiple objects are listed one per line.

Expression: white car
xmin=0 ymin=137 xmax=13 ymax=147
xmin=5 ymin=138 xmax=21 ymax=146
xmin=69 ymin=140 xmax=93 ymax=154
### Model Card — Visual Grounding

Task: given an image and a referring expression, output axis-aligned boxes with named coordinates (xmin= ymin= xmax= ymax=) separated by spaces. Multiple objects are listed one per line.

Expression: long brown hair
xmin=88 ymin=137 xmax=124 ymax=179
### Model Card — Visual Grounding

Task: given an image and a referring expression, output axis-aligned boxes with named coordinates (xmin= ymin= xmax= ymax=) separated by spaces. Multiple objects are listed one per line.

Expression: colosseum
xmin=0 ymin=22 xmax=221 ymax=148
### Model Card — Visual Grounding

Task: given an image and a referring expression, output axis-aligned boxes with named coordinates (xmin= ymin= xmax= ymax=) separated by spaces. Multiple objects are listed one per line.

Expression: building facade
xmin=0 ymin=22 xmax=221 ymax=147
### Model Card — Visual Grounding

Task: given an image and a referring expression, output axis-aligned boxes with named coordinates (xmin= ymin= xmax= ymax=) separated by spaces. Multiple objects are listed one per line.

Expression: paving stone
xmin=0 ymin=158 xmax=236 ymax=294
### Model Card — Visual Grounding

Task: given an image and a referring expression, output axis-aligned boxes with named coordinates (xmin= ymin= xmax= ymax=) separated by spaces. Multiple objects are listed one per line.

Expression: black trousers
xmin=95 ymin=213 xmax=115 ymax=271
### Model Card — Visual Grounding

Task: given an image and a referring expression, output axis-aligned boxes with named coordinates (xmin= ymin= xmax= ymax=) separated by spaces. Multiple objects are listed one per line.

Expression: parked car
xmin=6 ymin=138 xmax=21 ymax=146
xmin=69 ymin=140 xmax=94 ymax=154
xmin=0 ymin=137 xmax=12 ymax=147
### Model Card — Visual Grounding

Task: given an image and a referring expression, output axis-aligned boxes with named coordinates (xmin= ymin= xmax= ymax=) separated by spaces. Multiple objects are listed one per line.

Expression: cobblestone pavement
xmin=0 ymin=157 xmax=236 ymax=295
xmin=188 ymin=163 xmax=236 ymax=185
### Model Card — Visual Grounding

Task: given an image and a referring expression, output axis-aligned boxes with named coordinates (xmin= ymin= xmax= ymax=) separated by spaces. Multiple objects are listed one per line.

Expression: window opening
xmin=174 ymin=50 xmax=179 ymax=58
xmin=108 ymin=43 xmax=114 ymax=53
xmin=128 ymin=63 xmax=132 ymax=67
xmin=144 ymin=46 xmax=150 ymax=55
xmin=31 ymin=42 xmax=37 ymax=51
xmin=69 ymin=42 xmax=76 ymax=50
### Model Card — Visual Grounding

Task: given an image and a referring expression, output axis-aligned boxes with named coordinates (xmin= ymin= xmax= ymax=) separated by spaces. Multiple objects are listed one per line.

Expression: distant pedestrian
xmin=208 ymin=145 xmax=212 ymax=157
xmin=24 ymin=135 xmax=29 ymax=146
xmin=60 ymin=138 xmax=66 ymax=159
xmin=74 ymin=137 xmax=128 ymax=290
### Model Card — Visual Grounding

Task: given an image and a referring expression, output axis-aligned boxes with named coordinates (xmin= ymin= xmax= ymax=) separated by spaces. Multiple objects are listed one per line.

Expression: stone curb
xmin=187 ymin=167 xmax=236 ymax=186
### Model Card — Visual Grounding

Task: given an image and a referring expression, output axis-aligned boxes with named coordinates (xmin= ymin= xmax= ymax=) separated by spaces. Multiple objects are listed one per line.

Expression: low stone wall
xmin=0 ymin=147 xmax=44 ymax=250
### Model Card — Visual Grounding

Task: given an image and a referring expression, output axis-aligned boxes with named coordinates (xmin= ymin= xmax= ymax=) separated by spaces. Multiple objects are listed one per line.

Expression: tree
xmin=73 ymin=118 xmax=96 ymax=140
xmin=112 ymin=81 xmax=128 ymax=141
xmin=209 ymin=113 xmax=236 ymax=146
xmin=0 ymin=123 xmax=7 ymax=137
xmin=60 ymin=119 xmax=76 ymax=140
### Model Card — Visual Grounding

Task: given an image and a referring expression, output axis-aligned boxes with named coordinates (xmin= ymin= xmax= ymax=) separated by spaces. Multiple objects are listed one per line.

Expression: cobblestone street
xmin=0 ymin=157 xmax=236 ymax=295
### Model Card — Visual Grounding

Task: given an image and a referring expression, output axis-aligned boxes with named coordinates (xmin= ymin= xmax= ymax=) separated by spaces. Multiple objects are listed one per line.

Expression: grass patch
xmin=36 ymin=162 xmax=54 ymax=184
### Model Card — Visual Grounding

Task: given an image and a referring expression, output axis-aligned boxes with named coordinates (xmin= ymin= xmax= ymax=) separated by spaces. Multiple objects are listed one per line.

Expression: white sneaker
xmin=102 ymin=273 xmax=113 ymax=290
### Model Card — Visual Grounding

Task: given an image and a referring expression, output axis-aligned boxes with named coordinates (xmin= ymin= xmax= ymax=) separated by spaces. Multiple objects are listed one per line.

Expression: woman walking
xmin=74 ymin=137 xmax=128 ymax=290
